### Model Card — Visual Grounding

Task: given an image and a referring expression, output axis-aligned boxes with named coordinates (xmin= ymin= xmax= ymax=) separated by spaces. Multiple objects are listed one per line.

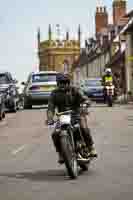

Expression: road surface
xmin=0 ymin=104 xmax=133 ymax=200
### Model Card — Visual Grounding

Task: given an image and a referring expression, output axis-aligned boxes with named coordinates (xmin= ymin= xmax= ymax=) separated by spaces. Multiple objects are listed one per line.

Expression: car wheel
xmin=11 ymin=101 xmax=17 ymax=113
xmin=20 ymin=97 xmax=24 ymax=109
xmin=2 ymin=111 xmax=5 ymax=119
xmin=17 ymin=95 xmax=24 ymax=110
xmin=16 ymin=101 xmax=20 ymax=111
xmin=0 ymin=112 xmax=2 ymax=121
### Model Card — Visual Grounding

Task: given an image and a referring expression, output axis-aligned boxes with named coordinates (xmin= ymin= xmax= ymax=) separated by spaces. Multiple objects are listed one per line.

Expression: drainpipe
xmin=76 ymin=67 xmax=80 ymax=88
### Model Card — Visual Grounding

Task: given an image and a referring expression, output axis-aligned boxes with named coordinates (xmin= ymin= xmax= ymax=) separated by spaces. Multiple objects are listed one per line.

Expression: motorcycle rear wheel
xmin=79 ymin=163 xmax=89 ymax=171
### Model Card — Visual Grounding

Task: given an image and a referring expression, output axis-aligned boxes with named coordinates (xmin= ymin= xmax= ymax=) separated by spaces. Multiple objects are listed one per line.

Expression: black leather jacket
xmin=47 ymin=86 xmax=88 ymax=121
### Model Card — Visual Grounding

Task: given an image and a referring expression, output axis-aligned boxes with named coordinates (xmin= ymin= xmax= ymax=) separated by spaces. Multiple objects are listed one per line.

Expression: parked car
xmin=0 ymin=93 xmax=5 ymax=120
xmin=80 ymin=78 xmax=104 ymax=101
xmin=0 ymin=71 xmax=19 ymax=112
xmin=23 ymin=71 xmax=57 ymax=109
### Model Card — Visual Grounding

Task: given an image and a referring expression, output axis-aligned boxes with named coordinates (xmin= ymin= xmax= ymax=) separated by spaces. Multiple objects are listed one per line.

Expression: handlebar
xmin=56 ymin=110 xmax=73 ymax=116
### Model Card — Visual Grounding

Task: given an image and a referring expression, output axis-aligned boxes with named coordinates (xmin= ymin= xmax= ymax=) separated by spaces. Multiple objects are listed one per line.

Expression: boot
xmin=58 ymin=152 xmax=64 ymax=164
xmin=89 ymin=145 xmax=98 ymax=158
xmin=77 ymin=152 xmax=90 ymax=162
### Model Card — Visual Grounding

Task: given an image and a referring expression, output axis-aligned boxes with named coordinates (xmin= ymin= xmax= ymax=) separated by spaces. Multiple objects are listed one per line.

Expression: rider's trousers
xmin=51 ymin=114 xmax=94 ymax=153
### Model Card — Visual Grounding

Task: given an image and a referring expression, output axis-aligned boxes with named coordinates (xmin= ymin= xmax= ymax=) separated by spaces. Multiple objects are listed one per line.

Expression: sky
xmin=0 ymin=0 xmax=132 ymax=81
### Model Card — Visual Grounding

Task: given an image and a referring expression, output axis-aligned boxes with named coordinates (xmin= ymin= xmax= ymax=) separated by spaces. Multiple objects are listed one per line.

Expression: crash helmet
xmin=105 ymin=68 xmax=112 ymax=75
xmin=56 ymin=73 xmax=71 ymax=90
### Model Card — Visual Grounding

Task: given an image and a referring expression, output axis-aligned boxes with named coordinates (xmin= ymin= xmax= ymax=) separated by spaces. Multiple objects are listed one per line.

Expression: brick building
xmin=95 ymin=6 xmax=108 ymax=38
xmin=72 ymin=0 xmax=131 ymax=93
xmin=113 ymin=0 xmax=127 ymax=26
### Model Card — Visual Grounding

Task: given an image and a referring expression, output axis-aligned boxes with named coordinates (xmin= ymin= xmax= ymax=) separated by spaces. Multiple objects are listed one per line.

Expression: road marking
xmin=11 ymin=145 xmax=26 ymax=155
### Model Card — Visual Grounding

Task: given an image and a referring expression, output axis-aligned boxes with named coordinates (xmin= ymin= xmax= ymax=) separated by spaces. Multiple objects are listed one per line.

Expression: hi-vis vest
xmin=105 ymin=76 xmax=113 ymax=83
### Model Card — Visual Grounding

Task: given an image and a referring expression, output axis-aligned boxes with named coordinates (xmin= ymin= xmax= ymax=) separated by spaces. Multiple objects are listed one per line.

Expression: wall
xmin=84 ymin=51 xmax=110 ymax=78
xmin=125 ymin=33 xmax=133 ymax=92
xmin=73 ymin=50 xmax=110 ymax=84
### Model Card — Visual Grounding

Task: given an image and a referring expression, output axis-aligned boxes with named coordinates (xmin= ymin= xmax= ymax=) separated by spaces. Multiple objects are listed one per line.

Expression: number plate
xmin=60 ymin=115 xmax=71 ymax=125
xmin=93 ymin=93 xmax=103 ymax=96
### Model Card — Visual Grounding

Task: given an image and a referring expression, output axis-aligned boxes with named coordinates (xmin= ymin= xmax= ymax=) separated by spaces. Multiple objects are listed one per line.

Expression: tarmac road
xmin=0 ymin=104 xmax=133 ymax=200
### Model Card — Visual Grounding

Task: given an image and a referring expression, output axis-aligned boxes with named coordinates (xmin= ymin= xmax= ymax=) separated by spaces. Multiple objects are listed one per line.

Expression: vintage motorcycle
xmin=105 ymin=81 xmax=115 ymax=107
xmin=49 ymin=103 xmax=92 ymax=179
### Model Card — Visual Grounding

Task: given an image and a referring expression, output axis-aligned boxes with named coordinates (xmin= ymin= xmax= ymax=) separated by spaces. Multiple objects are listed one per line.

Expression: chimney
xmin=104 ymin=6 xmax=106 ymax=13
xmin=95 ymin=6 xmax=108 ymax=38
xmin=100 ymin=7 xmax=103 ymax=12
xmin=113 ymin=0 xmax=127 ymax=26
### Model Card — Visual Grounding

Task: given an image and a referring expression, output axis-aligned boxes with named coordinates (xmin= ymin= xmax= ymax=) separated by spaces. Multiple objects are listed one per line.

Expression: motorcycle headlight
xmin=55 ymin=128 xmax=60 ymax=132
xmin=59 ymin=115 xmax=71 ymax=125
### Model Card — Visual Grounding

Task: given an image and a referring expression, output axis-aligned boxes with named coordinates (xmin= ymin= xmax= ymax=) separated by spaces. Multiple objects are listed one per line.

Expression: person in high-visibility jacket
xmin=102 ymin=68 xmax=114 ymax=103
xmin=102 ymin=68 xmax=113 ymax=85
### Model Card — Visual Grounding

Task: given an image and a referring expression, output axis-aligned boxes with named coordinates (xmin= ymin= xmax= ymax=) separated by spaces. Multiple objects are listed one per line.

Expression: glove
xmin=47 ymin=120 xmax=54 ymax=126
xmin=84 ymin=100 xmax=91 ymax=107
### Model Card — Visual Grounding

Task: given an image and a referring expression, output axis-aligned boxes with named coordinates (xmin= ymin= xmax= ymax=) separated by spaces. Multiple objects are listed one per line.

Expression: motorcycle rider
xmin=46 ymin=72 xmax=97 ymax=163
xmin=102 ymin=68 xmax=113 ymax=103
xmin=102 ymin=68 xmax=113 ymax=84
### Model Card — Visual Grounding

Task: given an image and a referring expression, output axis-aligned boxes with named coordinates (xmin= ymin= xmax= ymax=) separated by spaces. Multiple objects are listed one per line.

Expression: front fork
xmin=72 ymin=124 xmax=87 ymax=157
xmin=54 ymin=124 xmax=75 ymax=153
xmin=61 ymin=127 xmax=76 ymax=153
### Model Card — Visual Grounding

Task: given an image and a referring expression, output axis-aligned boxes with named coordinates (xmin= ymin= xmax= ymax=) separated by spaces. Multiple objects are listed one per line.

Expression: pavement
xmin=0 ymin=104 xmax=133 ymax=200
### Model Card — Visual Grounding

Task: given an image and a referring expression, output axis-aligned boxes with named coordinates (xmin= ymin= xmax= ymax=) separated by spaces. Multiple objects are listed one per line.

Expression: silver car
xmin=23 ymin=71 xmax=57 ymax=109
xmin=80 ymin=78 xmax=104 ymax=101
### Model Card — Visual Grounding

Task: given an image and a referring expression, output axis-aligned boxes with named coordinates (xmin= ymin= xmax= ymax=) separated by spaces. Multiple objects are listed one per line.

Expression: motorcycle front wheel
xmin=60 ymin=132 xmax=78 ymax=179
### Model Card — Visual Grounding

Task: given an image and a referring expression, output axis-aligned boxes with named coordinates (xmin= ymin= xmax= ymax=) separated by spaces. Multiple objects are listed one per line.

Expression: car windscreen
xmin=85 ymin=80 xmax=102 ymax=86
xmin=0 ymin=74 xmax=10 ymax=84
xmin=32 ymin=74 xmax=56 ymax=83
